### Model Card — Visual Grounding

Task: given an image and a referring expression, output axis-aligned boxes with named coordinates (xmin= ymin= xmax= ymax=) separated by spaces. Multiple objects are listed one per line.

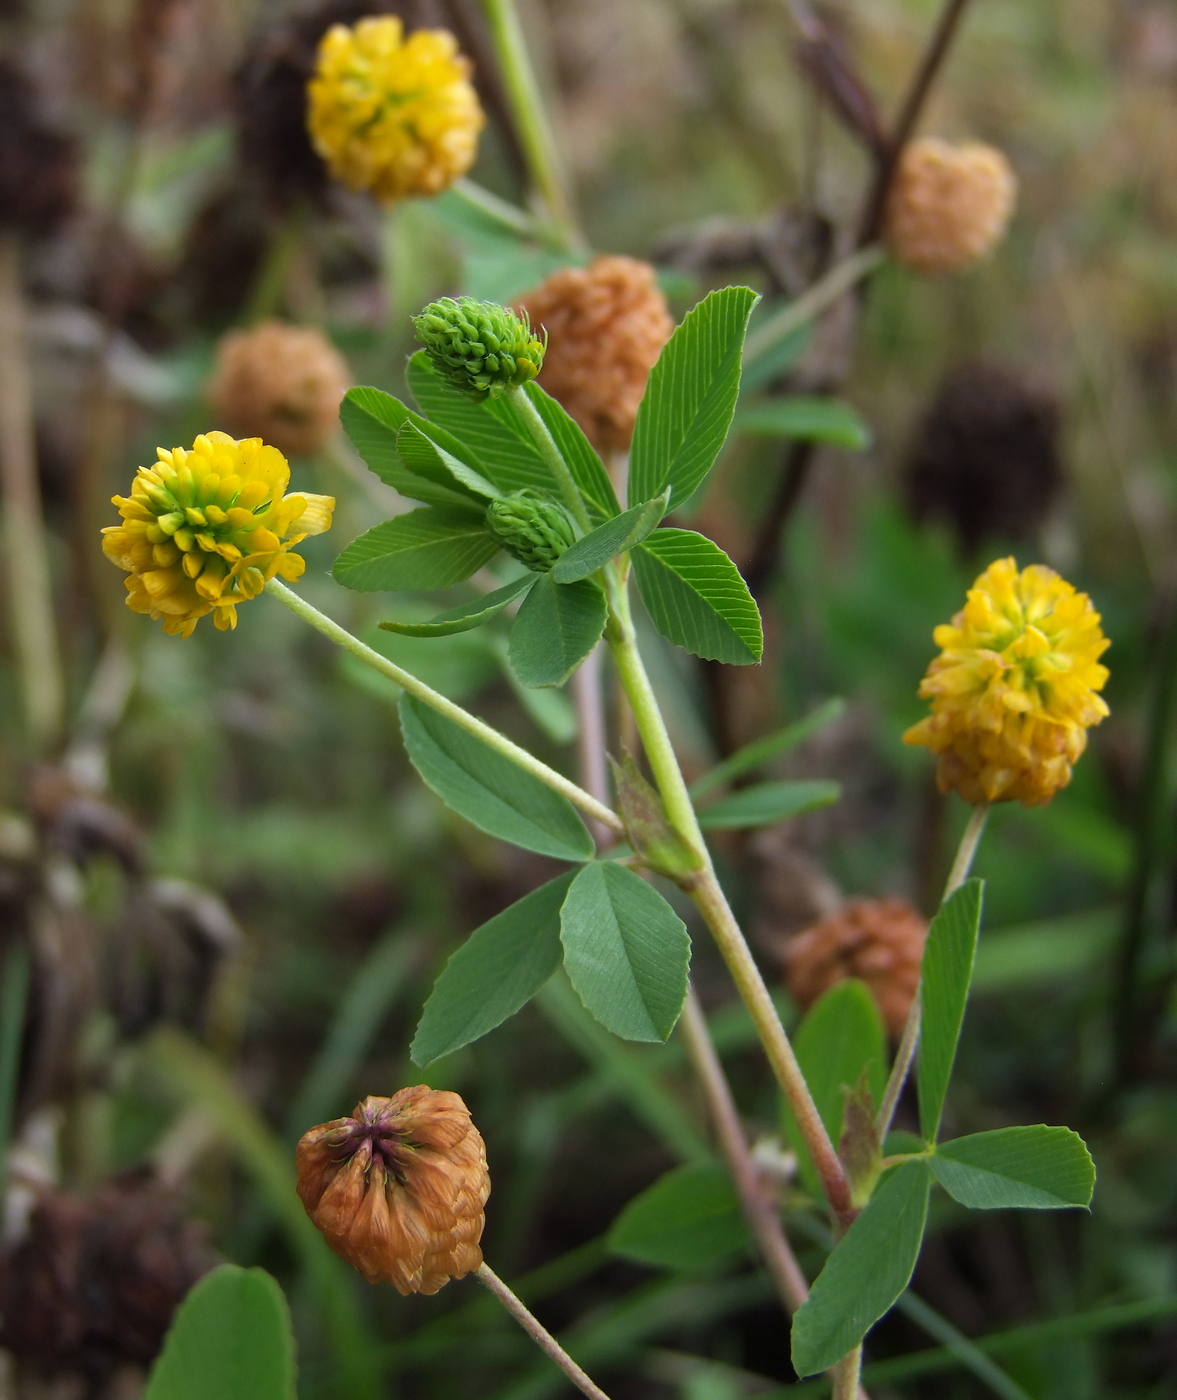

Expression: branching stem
xmin=507 ymin=385 xmax=592 ymax=532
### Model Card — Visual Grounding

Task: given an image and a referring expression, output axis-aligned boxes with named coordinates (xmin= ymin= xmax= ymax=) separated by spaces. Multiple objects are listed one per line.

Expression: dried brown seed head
xmin=206 ymin=320 xmax=350 ymax=458
xmin=517 ymin=255 xmax=674 ymax=453
xmin=885 ymin=137 xmax=1016 ymax=275
xmin=782 ymin=897 xmax=928 ymax=1038
xmin=297 ymin=1088 xmax=489 ymax=1295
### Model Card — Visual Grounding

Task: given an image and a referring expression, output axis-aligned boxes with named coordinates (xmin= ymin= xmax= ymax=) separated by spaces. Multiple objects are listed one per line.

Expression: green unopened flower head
xmin=486 ymin=490 xmax=575 ymax=573
xmin=413 ymin=297 xmax=545 ymax=401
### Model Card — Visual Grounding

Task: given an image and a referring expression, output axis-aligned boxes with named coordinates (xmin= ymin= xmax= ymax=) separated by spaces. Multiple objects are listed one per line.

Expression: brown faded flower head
xmin=783 ymin=897 xmax=928 ymax=1038
xmin=885 ymin=137 xmax=1016 ymax=275
xmin=297 ymin=1088 xmax=489 ymax=1295
xmin=207 ymin=320 xmax=350 ymax=458
xmin=517 ymin=255 xmax=674 ymax=453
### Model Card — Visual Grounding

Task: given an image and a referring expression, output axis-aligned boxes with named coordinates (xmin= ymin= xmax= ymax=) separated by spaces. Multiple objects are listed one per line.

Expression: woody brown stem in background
xmin=0 ymin=235 xmax=66 ymax=753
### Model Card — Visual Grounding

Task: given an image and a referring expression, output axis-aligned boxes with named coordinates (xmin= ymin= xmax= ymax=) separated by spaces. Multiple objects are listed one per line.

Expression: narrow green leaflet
xmin=608 ymin=1163 xmax=749 ymax=1270
xmin=784 ymin=979 xmax=886 ymax=1193
xmin=407 ymin=351 xmax=553 ymax=496
xmin=551 ymin=492 xmax=670 ymax=583
xmin=399 ymin=693 xmax=594 ymax=861
xmin=411 ymin=872 xmax=576 ymax=1065
xmin=632 ymin=529 xmax=762 ymax=664
xmin=932 ymin=1125 xmax=1095 ymax=1210
xmin=695 ymin=779 xmax=840 ymax=830
xmin=629 ymin=285 xmax=760 ymax=507
xmin=560 ymin=862 xmax=691 ymax=1042
xmin=508 ymin=575 xmax=608 ymax=688
xmin=791 ymin=1160 xmax=932 ymax=1377
xmin=689 ymin=697 xmax=847 ymax=798
xmin=496 ymin=382 xmax=621 ymax=521
xmin=735 ymin=397 xmax=872 ymax=450
xmin=333 ymin=507 xmax=499 ymax=592
xmin=340 ymin=386 xmax=485 ymax=509
xmin=397 ymin=421 xmax=501 ymax=501
xmin=144 ymin=1265 xmax=296 ymax=1400
xmin=918 ymin=878 xmax=985 ymax=1142
xmin=379 ymin=574 xmax=535 ymax=637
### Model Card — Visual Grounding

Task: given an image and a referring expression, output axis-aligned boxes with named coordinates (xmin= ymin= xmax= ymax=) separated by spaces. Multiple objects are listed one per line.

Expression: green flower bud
xmin=486 ymin=490 xmax=576 ymax=573
xmin=413 ymin=297 xmax=546 ymax=401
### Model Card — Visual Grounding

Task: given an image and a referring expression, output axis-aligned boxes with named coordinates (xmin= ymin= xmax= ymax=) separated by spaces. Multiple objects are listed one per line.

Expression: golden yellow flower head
xmin=102 ymin=432 xmax=334 ymax=638
xmin=306 ymin=17 xmax=485 ymax=204
xmin=904 ymin=558 xmax=1109 ymax=806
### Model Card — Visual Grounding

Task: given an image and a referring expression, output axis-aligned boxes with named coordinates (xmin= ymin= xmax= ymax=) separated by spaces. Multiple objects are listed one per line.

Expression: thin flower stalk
xmin=264 ymin=578 xmax=624 ymax=838
xmin=874 ymin=802 xmax=990 ymax=1143
xmin=476 ymin=1264 xmax=612 ymax=1400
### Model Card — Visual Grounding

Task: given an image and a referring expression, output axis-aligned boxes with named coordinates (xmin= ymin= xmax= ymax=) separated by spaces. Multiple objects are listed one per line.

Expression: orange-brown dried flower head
xmin=207 ymin=320 xmax=350 ymax=458
xmin=783 ymin=898 xmax=928 ymax=1038
xmin=517 ymin=255 xmax=674 ymax=453
xmin=297 ymin=1088 xmax=489 ymax=1295
xmin=885 ymin=137 xmax=1017 ymax=275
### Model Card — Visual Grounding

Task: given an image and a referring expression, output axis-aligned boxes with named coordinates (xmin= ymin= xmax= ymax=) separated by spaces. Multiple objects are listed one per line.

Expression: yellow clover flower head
xmin=306 ymin=17 xmax=485 ymax=204
xmin=102 ymin=432 xmax=334 ymax=638
xmin=904 ymin=557 xmax=1110 ymax=807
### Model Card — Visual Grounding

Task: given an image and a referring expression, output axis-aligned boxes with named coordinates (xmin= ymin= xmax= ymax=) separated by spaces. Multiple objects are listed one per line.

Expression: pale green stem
xmin=832 ymin=1345 xmax=864 ymax=1400
xmin=480 ymin=0 xmax=581 ymax=250
xmin=875 ymin=802 xmax=990 ymax=1142
xmin=476 ymin=1264 xmax=612 ymax=1400
xmin=506 ymin=385 xmax=592 ymax=532
xmin=0 ymin=234 xmax=65 ymax=753
xmin=451 ymin=177 xmax=542 ymax=241
xmin=742 ymin=244 xmax=886 ymax=368
xmin=264 ymin=578 xmax=624 ymax=836
xmin=603 ymin=571 xmax=855 ymax=1227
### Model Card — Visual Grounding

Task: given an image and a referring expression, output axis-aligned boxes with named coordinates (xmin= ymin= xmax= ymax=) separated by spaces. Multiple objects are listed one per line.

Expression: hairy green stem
xmin=603 ymin=571 xmax=854 ymax=1226
xmin=832 ymin=1345 xmax=864 ymax=1400
xmin=742 ymin=244 xmax=886 ymax=369
xmin=480 ymin=0 xmax=581 ymax=250
xmin=476 ymin=1263 xmax=612 ymax=1399
xmin=875 ymin=802 xmax=990 ymax=1142
xmin=0 ymin=235 xmax=66 ymax=753
xmin=507 ymin=385 xmax=592 ymax=532
xmin=265 ymin=579 xmax=624 ymax=836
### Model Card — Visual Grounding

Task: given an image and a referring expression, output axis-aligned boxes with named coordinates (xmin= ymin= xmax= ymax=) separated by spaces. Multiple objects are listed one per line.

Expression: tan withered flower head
xmin=517 ymin=255 xmax=674 ymax=453
xmin=783 ymin=898 xmax=928 ymax=1038
xmin=297 ymin=1088 xmax=489 ymax=1295
xmin=885 ymin=137 xmax=1017 ymax=275
xmin=207 ymin=320 xmax=350 ymax=458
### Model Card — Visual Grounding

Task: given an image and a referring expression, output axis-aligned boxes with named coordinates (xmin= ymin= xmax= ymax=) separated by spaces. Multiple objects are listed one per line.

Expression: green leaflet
xmin=608 ymin=1162 xmax=749 ymax=1270
xmin=689 ymin=698 xmax=847 ymax=798
xmin=495 ymin=382 xmax=621 ymax=521
xmin=550 ymin=492 xmax=670 ymax=583
xmin=396 ymin=421 xmax=501 ymax=501
xmin=734 ymin=396 xmax=872 ymax=449
xmin=398 ymin=693 xmax=594 ymax=861
xmin=332 ymin=507 xmax=499 ymax=592
xmin=507 ymin=575 xmax=608 ymax=687
xmin=629 ymin=285 xmax=760 ymax=508
xmin=919 ymin=879 xmax=985 ymax=1142
xmin=144 ymin=1265 xmax=296 ymax=1400
xmin=791 ymin=1160 xmax=932 ymax=1377
xmin=411 ymin=872 xmax=576 ymax=1065
xmin=379 ymin=574 xmax=535 ymax=637
xmin=340 ymin=385 xmax=487 ymax=510
xmin=406 ymin=350 xmax=553 ymax=496
xmin=632 ymin=529 xmax=763 ymax=664
xmin=932 ymin=1125 xmax=1096 ymax=1210
xmin=695 ymin=779 xmax=840 ymax=830
xmin=560 ymin=862 xmax=691 ymax=1042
